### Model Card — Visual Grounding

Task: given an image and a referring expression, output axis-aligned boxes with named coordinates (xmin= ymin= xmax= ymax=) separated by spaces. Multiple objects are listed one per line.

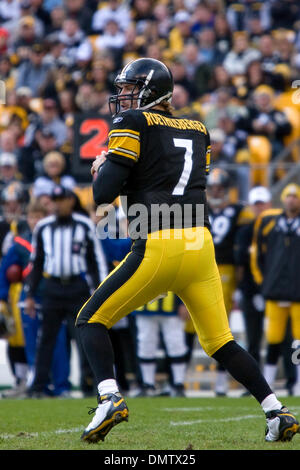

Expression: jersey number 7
xmin=172 ymin=138 xmax=193 ymax=196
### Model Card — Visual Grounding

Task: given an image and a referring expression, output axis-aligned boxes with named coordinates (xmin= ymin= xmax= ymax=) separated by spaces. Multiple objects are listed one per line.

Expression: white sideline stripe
xmin=1 ymin=417 xmax=259 ymax=439
xmin=1 ymin=416 xmax=259 ymax=438
xmin=0 ymin=426 xmax=83 ymax=440
xmin=2 ymin=408 xmax=300 ymax=438
xmin=164 ymin=407 xmax=214 ymax=412
xmin=165 ymin=406 xmax=300 ymax=414
xmin=163 ymin=407 xmax=255 ymax=412
xmin=170 ymin=414 xmax=260 ymax=426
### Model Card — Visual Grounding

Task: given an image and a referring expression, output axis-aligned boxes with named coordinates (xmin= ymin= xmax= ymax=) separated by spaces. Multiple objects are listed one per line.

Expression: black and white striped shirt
xmin=26 ymin=212 xmax=108 ymax=296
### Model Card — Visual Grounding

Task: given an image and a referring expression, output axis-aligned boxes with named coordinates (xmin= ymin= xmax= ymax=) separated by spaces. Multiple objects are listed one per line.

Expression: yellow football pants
xmin=8 ymin=283 xmax=24 ymax=347
xmin=265 ymin=300 xmax=300 ymax=344
xmin=184 ymin=263 xmax=236 ymax=335
xmin=76 ymin=227 xmax=234 ymax=357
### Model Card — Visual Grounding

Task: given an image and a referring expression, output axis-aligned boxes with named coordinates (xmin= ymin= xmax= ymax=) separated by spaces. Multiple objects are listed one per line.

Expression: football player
xmin=133 ymin=291 xmax=188 ymax=397
xmin=251 ymin=183 xmax=300 ymax=396
xmin=207 ymin=168 xmax=254 ymax=395
xmin=234 ymin=186 xmax=272 ymax=368
xmin=75 ymin=58 xmax=299 ymax=443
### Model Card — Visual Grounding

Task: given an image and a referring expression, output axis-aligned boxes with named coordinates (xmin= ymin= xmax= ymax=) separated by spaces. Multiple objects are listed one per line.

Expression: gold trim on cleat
xmin=81 ymin=408 xmax=129 ymax=443
xmin=113 ymin=398 xmax=125 ymax=408
xmin=280 ymin=413 xmax=297 ymax=419
xmin=281 ymin=423 xmax=300 ymax=441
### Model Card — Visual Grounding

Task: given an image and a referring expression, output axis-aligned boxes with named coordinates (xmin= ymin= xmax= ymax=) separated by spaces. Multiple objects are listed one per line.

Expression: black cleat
xmin=81 ymin=392 xmax=129 ymax=443
xmin=265 ymin=406 xmax=300 ymax=442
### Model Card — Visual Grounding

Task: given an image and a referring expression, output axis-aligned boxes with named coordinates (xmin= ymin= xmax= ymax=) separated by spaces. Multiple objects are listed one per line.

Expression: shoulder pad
xmin=237 ymin=205 xmax=255 ymax=224
xmin=254 ymin=208 xmax=282 ymax=234
xmin=259 ymin=208 xmax=283 ymax=220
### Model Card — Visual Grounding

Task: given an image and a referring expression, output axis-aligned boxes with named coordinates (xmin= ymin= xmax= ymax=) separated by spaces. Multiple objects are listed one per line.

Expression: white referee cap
xmin=248 ymin=186 xmax=271 ymax=205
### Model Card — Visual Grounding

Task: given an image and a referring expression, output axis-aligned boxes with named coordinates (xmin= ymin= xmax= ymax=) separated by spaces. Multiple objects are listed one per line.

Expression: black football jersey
xmin=252 ymin=209 xmax=300 ymax=301
xmin=209 ymin=203 xmax=253 ymax=264
xmin=106 ymin=109 xmax=211 ymax=233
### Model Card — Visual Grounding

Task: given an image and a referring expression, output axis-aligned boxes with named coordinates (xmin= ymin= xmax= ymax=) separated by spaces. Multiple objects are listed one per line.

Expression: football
xmin=5 ymin=264 xmax=23 ymax=283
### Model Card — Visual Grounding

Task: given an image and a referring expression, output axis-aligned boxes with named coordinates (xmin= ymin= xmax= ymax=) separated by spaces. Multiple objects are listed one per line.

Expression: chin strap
xmin=138 ymin=91 xmax=173 ymax=111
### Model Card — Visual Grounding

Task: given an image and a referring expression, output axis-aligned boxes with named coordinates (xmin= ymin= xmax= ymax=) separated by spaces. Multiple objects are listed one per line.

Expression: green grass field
xmin=0 ymin=396 xmax=300 ymax=451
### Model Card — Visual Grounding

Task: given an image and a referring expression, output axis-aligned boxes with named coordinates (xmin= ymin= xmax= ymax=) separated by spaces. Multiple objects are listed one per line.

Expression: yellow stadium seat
xmin=275 ymin=90 xmax=300 ymax=113
xmin=274 ymin=90 xmax=300 ymax=162
xmin=280 ymin=107 xmax=300 ymax=161
xmin=247 ymin=135 xmax=272 ymax=186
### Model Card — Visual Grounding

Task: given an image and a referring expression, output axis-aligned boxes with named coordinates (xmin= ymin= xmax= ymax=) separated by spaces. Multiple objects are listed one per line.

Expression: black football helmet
xmin=207 ymin=168 xmax=231 ymax=208
xmin=207 ymin=168 xmax=230 ymax=189
xmin=109 ymin=58 xmax=174 ymax=116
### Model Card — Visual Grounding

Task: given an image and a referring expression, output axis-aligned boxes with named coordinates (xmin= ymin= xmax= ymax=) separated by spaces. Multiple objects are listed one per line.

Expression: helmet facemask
xmin=109 ymin=78 xmax=148 ymax=116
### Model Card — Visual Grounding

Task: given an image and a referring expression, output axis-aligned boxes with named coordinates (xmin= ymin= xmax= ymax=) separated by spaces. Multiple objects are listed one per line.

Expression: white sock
xmin=215 ymin=371 xmax=228 ymax=394
xmin=170 ymin=363 xmax=187 ymax=385
xmin=97 ymin=379 xmax=119 ymax=397
xmin=293 ymin=365 xmax=300 ymax=395
xmin=263 ymin=364 xmax=277 ymax=388
xmin=26 ymin=367 xmax=35 ymax=387
xmin=261 ymin=393 xmax=282 ymax=413
xmin=140 ymin=363 xmax=156 ymax=387
xmin=15 ymin=363 xmax=28 ymax=382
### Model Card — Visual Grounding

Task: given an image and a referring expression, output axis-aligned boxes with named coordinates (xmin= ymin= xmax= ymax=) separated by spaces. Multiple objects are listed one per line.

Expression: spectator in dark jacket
xmin=235 ymin=85 xmax=292 ymax=157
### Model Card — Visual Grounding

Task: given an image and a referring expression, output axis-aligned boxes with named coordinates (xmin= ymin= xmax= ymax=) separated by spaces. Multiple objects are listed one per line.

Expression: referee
xmin=24 ymin=185 xmax=108 ymax=397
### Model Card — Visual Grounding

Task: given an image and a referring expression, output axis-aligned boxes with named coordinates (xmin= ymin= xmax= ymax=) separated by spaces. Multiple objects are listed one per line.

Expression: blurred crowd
xmin=1 ymin=0 xmax=300 ymax=398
